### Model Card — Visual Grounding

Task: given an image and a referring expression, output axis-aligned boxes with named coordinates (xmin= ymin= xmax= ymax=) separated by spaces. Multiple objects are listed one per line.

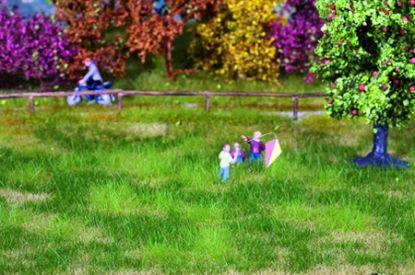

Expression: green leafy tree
xmin=312 ymin=0 xmax=415 ymax=168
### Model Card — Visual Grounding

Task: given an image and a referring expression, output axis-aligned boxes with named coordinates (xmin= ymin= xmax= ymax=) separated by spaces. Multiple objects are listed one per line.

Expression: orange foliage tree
xmin=54 ymin=0 xmax=222 ymax=80
xmin=126 ymin=0 xmax=222 ymax=78
xmin=53 ymin=0 xmax=129 ymax=80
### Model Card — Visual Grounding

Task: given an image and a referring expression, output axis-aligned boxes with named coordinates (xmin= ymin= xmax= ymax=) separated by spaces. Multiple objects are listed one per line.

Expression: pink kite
xmin=262 ymin=133 xmax=282 ymax=168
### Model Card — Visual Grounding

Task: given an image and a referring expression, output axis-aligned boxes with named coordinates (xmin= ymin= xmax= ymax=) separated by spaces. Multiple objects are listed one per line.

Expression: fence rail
xmin=0 ymin=90 xmax=326 ymax=120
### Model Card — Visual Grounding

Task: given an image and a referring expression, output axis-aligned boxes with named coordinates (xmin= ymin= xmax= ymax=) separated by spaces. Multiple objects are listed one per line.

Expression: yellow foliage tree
xmin=191 ymin=0 xmax=282 ymax=81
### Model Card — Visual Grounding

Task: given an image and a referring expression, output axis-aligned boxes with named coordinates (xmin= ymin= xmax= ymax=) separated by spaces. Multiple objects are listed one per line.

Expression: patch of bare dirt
xmin=0 ymin=188 xmax=50 ymax=204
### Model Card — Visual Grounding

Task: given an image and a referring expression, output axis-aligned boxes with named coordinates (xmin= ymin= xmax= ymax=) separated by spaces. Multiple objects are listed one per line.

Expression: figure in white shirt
xmin=218 ymin=144 xmax=239 ymax=182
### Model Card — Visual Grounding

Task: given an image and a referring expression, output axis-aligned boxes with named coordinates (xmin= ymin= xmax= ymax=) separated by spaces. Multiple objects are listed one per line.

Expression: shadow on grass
xmin=0 ymin=224 xmax=144 ymax=273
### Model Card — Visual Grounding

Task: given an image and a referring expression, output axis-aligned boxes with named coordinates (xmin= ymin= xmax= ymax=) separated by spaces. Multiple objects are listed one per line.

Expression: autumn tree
xmin=126 ymin=0 xmax=222 ymax=78
xmin=55 ymin=0 xmax=221 ymax=80
xmin=53 ymin=0 xmax=129 ymax=79
xmin=191 ymin=0 xmax=283 ymax=82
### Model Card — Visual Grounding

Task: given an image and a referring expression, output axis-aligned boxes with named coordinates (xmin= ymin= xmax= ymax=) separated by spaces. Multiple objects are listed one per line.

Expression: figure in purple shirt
xmin=241 ymin=131 xmax=265 ymax=163
xmin=230 ymin=143 xmax=246 ymax=164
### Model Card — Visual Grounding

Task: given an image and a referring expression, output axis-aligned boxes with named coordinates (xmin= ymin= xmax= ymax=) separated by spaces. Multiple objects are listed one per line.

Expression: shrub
xmin=191 ymin=0 xmax=282 ymax=82
xmin=0 ymin=8 xmax=75 ymax=88
xmin=269 ymin=0 xmax=324 ymax=83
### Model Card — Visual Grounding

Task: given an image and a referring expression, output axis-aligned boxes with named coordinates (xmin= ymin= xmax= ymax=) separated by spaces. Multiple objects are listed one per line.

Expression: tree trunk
xmin=354 ymin=124 xmax=408 ymax=168
xmin=162 ymin=40 xmax=196 ymax=79
xmin=164 ymin=40 xmax=175 ymax=79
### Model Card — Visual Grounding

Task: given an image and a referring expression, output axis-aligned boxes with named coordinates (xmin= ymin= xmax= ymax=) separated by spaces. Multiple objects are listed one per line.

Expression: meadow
xmin=0 ymin=93 xmax=414 ymax=274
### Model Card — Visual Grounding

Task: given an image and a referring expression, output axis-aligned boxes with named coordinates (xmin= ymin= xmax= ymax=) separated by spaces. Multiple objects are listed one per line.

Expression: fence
xmin=0 ymin=90 xmax=326 ymax=120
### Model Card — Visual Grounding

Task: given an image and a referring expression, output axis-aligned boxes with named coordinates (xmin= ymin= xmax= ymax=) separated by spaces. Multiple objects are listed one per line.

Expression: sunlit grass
xmin=89 ymin=183 xmax=142 ymax=215
xmin=0 ymin=102 xmax=414 ymax=273
xmin=272 ymin=202 xmax=373 ymax=233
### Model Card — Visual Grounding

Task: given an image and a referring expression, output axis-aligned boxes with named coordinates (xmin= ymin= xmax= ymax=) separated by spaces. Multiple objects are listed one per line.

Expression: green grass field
xmin=0 ymin=98 xmax=414 ymax=274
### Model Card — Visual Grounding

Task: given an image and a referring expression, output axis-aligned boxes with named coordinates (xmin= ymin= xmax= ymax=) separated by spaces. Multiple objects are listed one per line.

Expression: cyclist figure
xmin=79 ymin=58 xmax=103 ymax=91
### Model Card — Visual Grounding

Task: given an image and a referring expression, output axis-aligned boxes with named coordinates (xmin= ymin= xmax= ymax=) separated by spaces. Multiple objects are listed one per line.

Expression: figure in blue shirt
xmin=153 ymin=0 xmax=167 ymax=15
xmin=152 ymin=0 xmax=182 ymax=21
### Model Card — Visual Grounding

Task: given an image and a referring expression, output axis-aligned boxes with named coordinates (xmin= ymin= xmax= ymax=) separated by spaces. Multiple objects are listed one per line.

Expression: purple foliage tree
xmin=269 ymin=0 xmax=324 ymax=83
xmin=0 ymin=8 xmax=75 ymax=89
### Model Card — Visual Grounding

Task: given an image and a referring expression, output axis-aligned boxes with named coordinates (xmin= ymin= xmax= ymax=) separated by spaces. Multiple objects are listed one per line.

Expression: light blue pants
xmin=219 ymin=167 xmax=230 ymax=182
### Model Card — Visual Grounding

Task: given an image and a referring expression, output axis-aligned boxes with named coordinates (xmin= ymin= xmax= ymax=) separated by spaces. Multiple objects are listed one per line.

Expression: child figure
xmin=219 ymin=144 xmax=239 ymax=182
xmin=241 ymin=131 xmax=265 ymax=163
xmin=231 ymin=143 xmax=246 ymax=164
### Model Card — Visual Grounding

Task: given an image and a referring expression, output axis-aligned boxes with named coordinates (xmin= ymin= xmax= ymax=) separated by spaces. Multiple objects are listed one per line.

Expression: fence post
xmin=292 ymin=96 xmax=299 ymax=121
xmin=28 ymin=96 xmax=35 ymax=112
xmin=118 ymin=93 xmax=123 ymax=112
xmin=204 ymin=95 xmax=210 ymax=112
